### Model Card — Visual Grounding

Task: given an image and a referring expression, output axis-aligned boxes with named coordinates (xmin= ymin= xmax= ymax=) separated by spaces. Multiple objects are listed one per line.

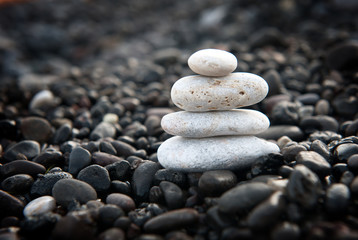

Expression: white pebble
xmin=171 ymin=73 xmax=268 ymax=112
xmin=188 ymin=49 xmax=237 ymax=76
xmin=23 ymin=196 xmax=56 ymax=217
xmin=161 ymin=109 xmax=270 ymax=138
xmin=29 ymin=90 xmax=55 ymax=110
xmin=157 ymin=136 xmax=280 ymax=172
xmin=103 ymin=113 xmax=119 ymax=123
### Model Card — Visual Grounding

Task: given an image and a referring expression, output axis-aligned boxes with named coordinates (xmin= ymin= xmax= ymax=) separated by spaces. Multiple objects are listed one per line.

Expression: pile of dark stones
xmin=0 ymin=0 xmax=358 ymax=239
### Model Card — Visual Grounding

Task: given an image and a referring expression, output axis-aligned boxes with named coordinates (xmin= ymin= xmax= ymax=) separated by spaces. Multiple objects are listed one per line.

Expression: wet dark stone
xmin=296 ymin=151 xmax=331 ymax=178
xmin=296 ymin=93 xmax=320 ymax=105
xmin=3 ymin=140 xmax=40 ymax=162
xmin=346 ymin=119 xmax=358 ymax=137
xmin=153 ymin=169 xmax=187 ymax=188
xmin=97 ymin=228 xmax=125 ymax=240
xmin=1 ymin=160 xmax=46 ymax=178
xmin=106 ymin=193 xmax=136 ymax=212
xmin=332 ymin=163 xmax=348 ymax=180
xmin=111 ymin=140 xmax=137 ymax=158
xmin=262 ymin=69 xmax=284 ymax=97
xmin=68 ymin=146 xmax=92 ymax=176
xmin=33 ymin=148 xmax=64 ymax=169
xmin=159 ymin=181 xmax=184 ymax=209
xmin=0 ymin=190 xmax=24 ymax=218
xmin=143 ymin=208 xmax=199 ymax=233
xmin=247 ymin=191 xmax=286 ymax=230
xmin=326 ymin=42 xmax=358 ymax=71
xmin=20 ymin=116 xmax=53 ymax=143
xmin=92 ymin=152 xmax=124 ymax=166
xmin=98 ymin=205 xmax=124 ymax=228
xmin=221 ymin=227 xmax=252 ymax=240
xmin=287 ymin=165 xmax=322 ymax=209
xmin=51 ymin=215 xmax=96 ymax=240
xmin=279 ymin=165 xmax=294 ymax=178
xmin=300 ymin=116 xmax=339 ymax=134
xmin=149 ymin=186 xmax=163 ymax=203
xmin=53 ymin=124 xmax=72 ymax=144
xmin=198 ymin=170 xmax=237 ymax=197
xmin=20 ymin=213 xmax=61 ymax=238
xmin=281 ymin=142 xmax=307 ymax=162
xmin=250 ymin=153 xmax=284 ymax=177
xmin=332 ymin=94 xmax=358 ymax=117
xmin=111 ymin=180 xmax=131 ymax=195
xmin=334 ymin=143 xmax=358 ymax=163
xmin=309 ymin=131 xmax=342 ymax=144
xmin=52 ymin=179 xmax=97 ymax=208
xmin=60 ymin=141 xmax=80 ymax=154
xmin=105 ymin=160 xmax=131 ymax=181
xmin=271 ymin=222 xmax=300 ymax=240
xmin=249 ymin=27 xmax=287 ymax=49
xmin=31 ymin=170 xmax=72 ymax=197
xmin=271 ymin=101 xmax=301 ymax=125
xmin=340 ymin=171 xmax=355 ymax=186
xmin=132 ymin=161 xmax=160 ymax=202
xmin=218 ymin=182 xmax=274 ymax=214
xmin=113 ymin=216 xmax=131 ymax=230
xmin=350 ymin=176 xmax=358 ymax=196
xmin=77 ymin=164 xmax=111 ymax=192
xmin=310 ymin=140 xmax=330 ymax=160
xmin=1 ymin=174 xmax=34 ymax=194
xmin=90 ymin=122 xmax=116 ymax=140
xmin=256 ymin=125 xmax=304 ymax=141
xmin=348 ymin=154 xmax=358 ymax=173
xmin=325 ymin=183 xmax=350 ymax=215
xmin=165 ymin=231 xmax=193 ymax=240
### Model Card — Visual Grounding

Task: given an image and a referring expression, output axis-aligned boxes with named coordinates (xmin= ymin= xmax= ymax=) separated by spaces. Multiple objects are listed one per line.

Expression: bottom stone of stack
xmin=157 ymin=135 xmax=280 ymax=172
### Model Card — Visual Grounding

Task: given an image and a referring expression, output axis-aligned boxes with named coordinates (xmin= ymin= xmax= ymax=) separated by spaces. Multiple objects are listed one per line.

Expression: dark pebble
xmin=113 ymin=216 xmax=131 ymax=230
xmin=271 ymin=101 xmax=301 ymax=125
xmin=263 ymin=94 xmax=291 ymax=114
xmin=3 ymin=140 xmax=40 ymax=162
xmin=218 ymin=182 xmax=274 ymax=214
xmin=340 ymin=171 xmax=355 ymax=186
xmin=106 ymin=193 xmax=136 ymax=212
xmin=0 ymin=120 xmax=17 ymax=140
xmin=128 ymin=208 xmax=152 ymax=227
xmin=250 ymin=153 xmax=284 ymax=177
xmin=111 ymin=140 xmax=137 ymax=158
xmin=326 ymin=42 xmax=358 ymax=71
xmin=52 ymin=179 xmax=97 ymax=208
xmin=20 ymin=117 xmax=53 ymax=143
xmin=247 ymin=191 xmax=286 ymax=230
xmin=51 ymin=215 xmax=96 ymax=240
xmin=315 ymin=99 xmax=330 ymax=115
xmin=165 ymin=231 xmax=193 ymax=240
xmin=68 ymin=146 xmax=92 ymax=175
xmin=1 ymin=216 xmax=20 ymax=228
xmin=206 ymin=205 xmax=236 ymax=230
xmin=97 ymin=228 xmax=125 ymax=240
xmin=198 ymin=170 xmax=237 ymax=197
xmin=271 ymin=222 xmax=300 ymax=240
xmin=296 ymin=93 xmax=320 ymax=105
xmin=310 ymin=140 xmax=330 ymax=160
xmin=332 ymin=93 xmax=358 ymax=117
xmin=92 ymin=152 xmax=124 ymax=166
xmin=99 ymin=141 xmax=117 ymax=155
xmin=159 ymin=181 xmax=184 ymax=209
xmin=325 ymin=183 xmax=350 ymax=215
xmin=53 ymin=123 xmax=72 ymax=144
xmin=90 ymin=122 xmax=116 ymax=140
xmin=98 ymin=205 xmax=124 ymax=228
xmin=332 ymin=163 xmax=348 ymax=180
xmin=111 ymin=180 xmax=131 ymax=195
xmin=33 ymin=148 xmax=64 ymax=169
xmin=287 ymin=165 xmax=322 ymax=209
xmin=60 ymin=141 xmax=80 ymax=154
xmin=350 ymin=176 xmax=358 ymax=196
xmin=143 ymin=208 xmax=199 ymax=233
xmin=105 ymin=160 xmax=131 ymax=181
xmin=1 ymin=174 xmax=34 ymax=194
xmin=296 ymin=151 xmax=331 ymax=178
xmin=149 ymin=186 xmax=163 ymax=203
xmin=132 ymin=161 xmax=160 ymax=202
xmin=345 ymin=119 xmax=358 ymax=136
xmin=20 ymin=212 xmax=60 ymax=238
xmin=281 ymin=142 xmax=307 ymax=162
xmin=0 ymin=190 xmax=24 ymax=218
xmin=153 ymin=169 xmax=187 ymax=188
xmin=279 ymin=165 xmax=294 ymax=178
xmin=309 ymin=131 xmax=342 ymax=144
xmin=1 ymin=160 xmax=46 ymax=178
xmin=77 ymin=164 xmax=111 ymax=192
xmin=300 ymin=115 xmax=339 ymax=134
xmin=334 ymin=143 xmax=358 ymax=163
xmin=348 ymin=154 xmax=358 ymax=173
xmin=256 ymin=125 xmax=304 ymax=141
xmin=31 ymin=170 xmax=72 ymax=197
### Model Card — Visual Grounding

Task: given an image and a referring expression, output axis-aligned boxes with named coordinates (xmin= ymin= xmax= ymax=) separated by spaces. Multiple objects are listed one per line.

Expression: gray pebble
xmin=281 ymin=142 xmax=307 ymax=162
xmin=52 ymin=179 xmax=97 ymax=208
xmin=105 ymin=160 xmax=131 ymax=180
xmin=153 ymin=169 xmax=187 ymax=188
xmin=310 ymin=140 xmax=330 ymax=160
xmin=132 ymin=161 xmax=160 ymax=201
xmin=334 ymin=143 xmax=358 ymax=162
xmin=300 ymin=115 xmax=339 ymax=134
xmin=98 ymin=205 xmax=124 ymax=228
xmin=68 ymin=146 xmax=92 ymax=176
xmin=325 ymin=183 xmax=350 ymax=215
xmin=315 ymin=99 xmax=330 ymax=115
xmin=111 ymin=140 xmax=137 ymax=158
xmin=20 ymin=117 xmax=53 ymax=143
xmin=256 ymin=125 xmax=304 ymax=141
xmin=106 ymin=193 xmax=136 ymax=212
xmin=92 ymin=152 xmax=124 ymax=166
xmin=271 ymin=101 xmax=301 ymax=125
xmin=53 ymin=124 xmax=72 ymax=144
xmin=77 ymin=164 xmax=111 ymax=192
xmin=90 ymin=121 xmax=116 ymax=140
xmin=99 ymin=141 xmax=117 ymax=155
xmin=31 ymin=171 xmax=72 ymax=197
xmin=97 ymin=228 xmax=125 ymax=240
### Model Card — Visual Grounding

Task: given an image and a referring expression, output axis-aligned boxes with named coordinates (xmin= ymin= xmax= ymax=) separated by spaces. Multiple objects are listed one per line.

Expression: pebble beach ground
xmin=0 ymin=0 xmax=358 ymax=239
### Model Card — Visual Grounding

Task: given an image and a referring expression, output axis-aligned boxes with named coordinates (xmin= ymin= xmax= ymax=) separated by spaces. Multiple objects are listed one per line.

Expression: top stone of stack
xmin=188 ymin=49 xmax=237 ymax=77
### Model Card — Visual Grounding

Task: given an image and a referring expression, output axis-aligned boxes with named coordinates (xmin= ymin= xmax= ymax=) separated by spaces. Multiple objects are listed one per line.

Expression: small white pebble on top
xmin=188 ymin=49 xmax=237 ymax=77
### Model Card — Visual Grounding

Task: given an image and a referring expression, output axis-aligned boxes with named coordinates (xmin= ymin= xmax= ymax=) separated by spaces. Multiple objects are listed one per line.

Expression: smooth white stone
xmin=161 ymin=109 xmax=270 ymax=138
xmin=103 ymin=113 xmax=119 ymax=123
xmin=171 ymin=73 xmax=268 ymax=112
xmin=29 ymin=90 xmax=55 ymax=110
xmin=157 ymin=136 xmax=280 ymax=172
xmin=188 ymin=49 xmax=237 ymax=76
xmin=23 ymin=196 xmax=56 ymax=217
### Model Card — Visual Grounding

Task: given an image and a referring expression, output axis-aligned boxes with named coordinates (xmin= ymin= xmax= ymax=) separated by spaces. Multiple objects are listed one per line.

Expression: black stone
xmin=159 ymin=181 xmax=184 ymax=209
xmin=198 ymin=170 xmax=237 ymax=197
xmin=132 ymin=161 xmax=160 ymax=202
xmin=77 ymin=164 xmax=111 ymax=192
xmin=3 ymin=140 xmax=40 ymax=162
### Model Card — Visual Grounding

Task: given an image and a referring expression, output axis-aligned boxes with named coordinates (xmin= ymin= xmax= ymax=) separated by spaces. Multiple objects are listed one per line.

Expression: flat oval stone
xmin=188 ymin=49 xmax=237 ymax=77
xmin=4 ymin=140 xmax=41 ymax=162
xmin=157 ymin=136 xmax=279 ymax=172
xmin=161 ymin=109 xmax=270 ymax=138
xmin=0 ymin=190 xmax=24 ymax=217
xmin=171 ymin=73 xmax=268 ymax=112
xmin=23 ymin=196 xmax=56 ymax=217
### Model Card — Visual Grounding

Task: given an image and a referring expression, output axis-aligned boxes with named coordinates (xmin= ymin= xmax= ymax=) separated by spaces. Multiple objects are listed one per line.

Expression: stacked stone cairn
xmin=158 ymin=49 xmax=279 ymax=172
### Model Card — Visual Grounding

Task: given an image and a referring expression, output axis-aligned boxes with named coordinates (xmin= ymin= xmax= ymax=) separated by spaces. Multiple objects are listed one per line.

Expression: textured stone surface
xmin=157 ymin=136 xmax=279 ymax=172
xmin=188 ymin=49 xmax=237 ymax=77
xmin=171 ymin=73 xmax=268 ymax=112
xmin=161 ymin=109 xmax=270 ymax=138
